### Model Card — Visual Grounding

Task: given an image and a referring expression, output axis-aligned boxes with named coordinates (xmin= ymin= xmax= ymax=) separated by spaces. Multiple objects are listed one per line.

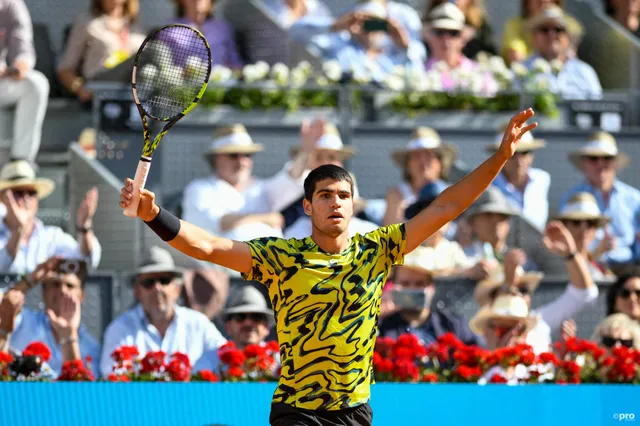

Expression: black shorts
xmin=269 ymin=402 xmax=373 ymax=426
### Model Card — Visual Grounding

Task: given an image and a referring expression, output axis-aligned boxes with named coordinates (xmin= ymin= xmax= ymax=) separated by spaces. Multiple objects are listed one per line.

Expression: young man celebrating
xmin=119 ymin=109 xmax=537 ymax=425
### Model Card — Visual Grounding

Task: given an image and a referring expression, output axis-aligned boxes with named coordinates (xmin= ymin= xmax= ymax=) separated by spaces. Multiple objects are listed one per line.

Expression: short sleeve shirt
xmin=242 ymin=224 xmax=407 ymax=411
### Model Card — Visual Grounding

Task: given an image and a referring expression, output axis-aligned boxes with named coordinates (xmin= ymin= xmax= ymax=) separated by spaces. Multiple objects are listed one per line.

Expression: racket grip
xmin=123 ymin=157 xmax=152 ymax=218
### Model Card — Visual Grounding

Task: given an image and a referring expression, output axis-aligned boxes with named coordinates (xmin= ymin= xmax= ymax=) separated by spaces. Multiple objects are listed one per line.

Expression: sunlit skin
xmin=212 ymin=153 xmax=254 ymax=189
xmin=225 ymin=313 xmax=270 ymax=349
xmin=406 ymin=149 xmax=442 ymax=191
xmin=562 ymin=219 xmax=598 ymax=255
xmin=532 ymin=20 xmax=570 ymax=61
xmin=42 ymin=274 xmax=84 ymax=322
xmin=470 ymin=212 xmax=511 ymax=251
xmin=502 ymin=151 xmax=534 ymax=191
xmin=134 ymin=272 xmax=182 ymax=326
xmin=303 ymin=178 xmax=354 ymax=253
xmin=614 ymin=277 xmax=640 ymax=321
xmin=581 ymin=156 xmax=616 ymax=195
xmin=423 ymin=25 xmax=464 ymax=67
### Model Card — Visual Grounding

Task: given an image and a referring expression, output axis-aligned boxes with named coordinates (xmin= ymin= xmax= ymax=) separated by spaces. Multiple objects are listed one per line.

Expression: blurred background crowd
xmin=0 ymin=0 xmax=639 ymax=381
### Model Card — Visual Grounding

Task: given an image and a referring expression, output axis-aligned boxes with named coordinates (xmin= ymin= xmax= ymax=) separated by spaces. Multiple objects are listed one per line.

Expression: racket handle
xmin=123 ymin=157 xmax=152 ymax=218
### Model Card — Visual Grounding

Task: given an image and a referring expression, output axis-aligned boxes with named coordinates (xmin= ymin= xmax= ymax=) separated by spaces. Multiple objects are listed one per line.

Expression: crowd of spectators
xmin=0 ymin=0 xmax=639 ymax=382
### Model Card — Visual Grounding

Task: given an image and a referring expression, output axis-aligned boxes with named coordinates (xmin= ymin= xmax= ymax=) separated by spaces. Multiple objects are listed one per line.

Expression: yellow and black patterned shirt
xmin=242 ymin=224 xmax=407 ymax=411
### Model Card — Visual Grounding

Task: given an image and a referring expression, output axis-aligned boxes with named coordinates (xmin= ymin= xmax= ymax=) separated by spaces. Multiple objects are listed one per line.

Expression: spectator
xmin=182 ymin=124 xmax=305 ymax=242
xmin=459 ymin=187 xmax=537 ymax=271
xmin=501 ymin=0 xmax=583 ymax=63
xmin=0 ymin=161 xmax=101 ymax=273
xmin=553 ymin=192 xmax=615 ymax=281
xmin=57 ymin=0 xmax=146 ymax=102
xmin=523 ymin=5 xmax=602 ymax=100
xmin=378 ymin=246 xmax=480 ymax=346
xmin=591 ymin=313 xmax=640 ymax=350
xmin=282 ymin=119 xmax=377 ymax=239
xmin=561 ymin=131 xmax=640 ymax=265
xmin=260 ymin=0 xmax=332 ymax=29
xmin=384 ymin=127 xmax=456 ymax=226
xmin=0 ymin=0 xmax=50 ymax=163
xmin=100 ymin=246 xmax=227 ymax=377
xmin=474 ymin=221 xmax=598 ymax=353
xmin=194 ymin=285 xmax=277 ymax=373
xmin=422 ymin=3 xmax=498 ymax=94
xmin=603 ymin=0 xmax=639 ymax=38
xmin=488 ymin=124 xmax=549 ymax=231
xmin=423 ymin=0 xmax=497 ymax=58
xmin=0 ymin=258 xmax=101 ymax=376
xmin=606 ymin=269 xmax=640 ymax=324
xmin=170 ymin=0 xmax=243 ymax=68
xmin=289 ymin=0 xmax=424 ymax=82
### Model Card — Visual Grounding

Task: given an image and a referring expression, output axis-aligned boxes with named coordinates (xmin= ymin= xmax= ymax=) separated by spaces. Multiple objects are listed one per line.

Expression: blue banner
xmin=0 ymin=383 xmax=638 ymax=426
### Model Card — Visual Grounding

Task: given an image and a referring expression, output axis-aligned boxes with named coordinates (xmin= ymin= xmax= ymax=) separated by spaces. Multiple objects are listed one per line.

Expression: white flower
xmin=433 ymin=60 xmax=449 ymax=73
xmin=406 ymin=67 xmax=426 ymax=89
xmin=243 ymin=64 xmax=259 ymax=83
xmin=254 ymin=61 xmax=270 ymax=80
xmin=159 ymin=65 xmax=184 ymax=87
xmin=489 ymin=56 xmax=507 ymax=74
xmin=290 ymin=66 xmax=307 ymax=87
xmin=470 ymin=73 xmax=484 ymax=94
xmin=323 ymin=60 xmax=343 ymax=82
xmin=352 ymin=69 xmax=371 ymax=85
xmin=510 ymin=62 xmax=528 ymax=79
xmin=532 ymin=58 xmax=551 ymax=74
xmin=425 ymin=70 xmax=442 ymax=91
xmin=315 ymin=76 xmax=329 ymax=86
xmin=271 ymin=63 xmax=289 ymax=86
xmin=550 ymin=59 xmax=564 ymax=75
xmin=209 ymin=65 xmax=232 ymax=84
xmin=297 ymin=60 xmax=313 ymax=76
xmin=384 ymin=74 xmax=405 ymax=91
xmin=138 ymin=64 xmax=158 ymax=82
xmin=391 ymin=65 xmax=406 ymax=78
xmin=476 ymin=52 xmax=490 ymax=65
xmin=524 ymin=74 xmax=551 ymax=92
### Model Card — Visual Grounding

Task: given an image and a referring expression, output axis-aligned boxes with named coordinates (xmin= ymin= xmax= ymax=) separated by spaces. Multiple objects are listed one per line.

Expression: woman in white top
xmin=383 ymin=127 xmax=456 ymax=226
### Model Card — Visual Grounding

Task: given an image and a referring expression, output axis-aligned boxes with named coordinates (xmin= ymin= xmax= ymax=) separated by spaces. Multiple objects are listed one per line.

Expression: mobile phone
xmin=363 ymin=18 xmax=388 ymax=32
xmin=391 ymin=289 xmax=428 ymax=311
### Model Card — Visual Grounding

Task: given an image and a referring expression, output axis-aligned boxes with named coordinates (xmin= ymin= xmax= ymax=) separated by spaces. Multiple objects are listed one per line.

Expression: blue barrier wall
xmin=1 ymin=383 xmax=639 ymax=426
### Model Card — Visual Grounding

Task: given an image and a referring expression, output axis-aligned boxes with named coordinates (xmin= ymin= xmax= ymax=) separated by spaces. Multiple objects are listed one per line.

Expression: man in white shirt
xmin=0 ymin=160 xmax=101 ymax=273
xmin=182 ymin=124 xmax=302 ymax=242
xmin=488 ymin=125 xmax=550 ymax=231
xmin=260 ymin=0 xmax=332 ymax=29
xmin=0 ymin=257 xmax=101 ymax=375
xmin=100 ymin=246 xmax=227 ymax=377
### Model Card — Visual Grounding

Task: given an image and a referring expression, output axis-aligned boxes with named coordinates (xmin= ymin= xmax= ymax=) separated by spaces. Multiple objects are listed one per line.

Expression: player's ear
xmin=303 ymin=198 xmax=312 ymax=216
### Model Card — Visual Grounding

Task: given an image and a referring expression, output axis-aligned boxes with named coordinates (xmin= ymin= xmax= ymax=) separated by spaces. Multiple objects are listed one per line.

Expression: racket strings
xmin=135 ymin=25 xmax=211 ymax=120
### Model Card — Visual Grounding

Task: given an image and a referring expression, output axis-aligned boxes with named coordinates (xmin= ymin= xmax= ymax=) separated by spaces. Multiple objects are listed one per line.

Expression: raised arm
xmin=119 ymin=179 xmax=252 ymax=275
xmin=404 ymin=109 xmax=537 ymax=253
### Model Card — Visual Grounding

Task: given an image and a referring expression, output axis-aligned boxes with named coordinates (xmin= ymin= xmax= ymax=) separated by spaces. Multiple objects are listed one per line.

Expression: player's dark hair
xmin=304 ymin=165 xmax=354 ymax=201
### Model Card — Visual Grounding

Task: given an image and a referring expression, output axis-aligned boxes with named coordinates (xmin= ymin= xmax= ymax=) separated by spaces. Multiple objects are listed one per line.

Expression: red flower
xmin=244 ymin=344 xmax=267 ymax=359
xmin=266 ymin=341 xmax=280 ymax=354
xmin=228 ymin=366 xmax=244 ymax=379
xmin=557 ymin=379 xmax=568 ymax=384
xmin=456 ymin=365 xmax=482 ymax=381
xmin=538 ymin=352 xmax=559 ymax=366
xmin=194 ymin=369 xmax=218 ymax=382
xmin=562 ymin=361 xmax=581 ymax=376
xmin=140 ymin=350 xmax=166 ymax=373
xmin=58 ymin=360 xmax=94 ymax=382
xmin=111 ymin=346 xmax=140 ymax=363
xmin=256 ymin=355 xmax=275 ymax=371
xmin=375 ymin=336 xmax=395 ymax=355
xmin=422 ymin=372 xmax=438 ymax=383
xmin=166 ymin=359 xmax=191 ymax=382
xmin=489 ymin=373 xmax=508 ymax=384
xmin=170 ymin=352 xmax=191 ymax=369
xmin=392 ymin=359 xmax=419 ymax=382
xmin=392 ymin=346 xmax=414 ymax=361
xmin=107 ymin=373 xmax=130 ymax=382
xmin=0 ymin=352 xmax=13 ymax=365
xmin=437 ymin=333 xmax=464 ymax=350
xmin=220 ymin=349 xmax=246 ymax=367
xmin=23 ymin=342 xmax=51 ymax=362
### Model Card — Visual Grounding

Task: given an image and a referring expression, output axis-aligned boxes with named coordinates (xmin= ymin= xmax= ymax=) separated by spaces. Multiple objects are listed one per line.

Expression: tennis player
xmin=119 ymin=109 xmax=537 ymax=425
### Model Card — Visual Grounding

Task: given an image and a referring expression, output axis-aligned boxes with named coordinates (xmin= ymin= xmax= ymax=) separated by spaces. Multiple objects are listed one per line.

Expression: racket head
xmin=132 ymin=24 xmax=212 ymax=122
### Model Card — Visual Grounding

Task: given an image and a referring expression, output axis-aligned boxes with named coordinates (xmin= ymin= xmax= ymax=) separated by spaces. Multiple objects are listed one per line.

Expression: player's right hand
xmin=120 ymin=178 xmax=159 ymax=222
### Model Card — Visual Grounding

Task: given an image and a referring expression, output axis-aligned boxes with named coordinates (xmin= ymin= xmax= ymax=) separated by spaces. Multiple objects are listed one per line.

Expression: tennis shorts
xmin=269 ymin=402 xmax=373 ymax=426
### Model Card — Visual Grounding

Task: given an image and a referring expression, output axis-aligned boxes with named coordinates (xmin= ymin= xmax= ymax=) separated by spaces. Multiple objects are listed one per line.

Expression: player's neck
xmin=311 ymin=231 xmax=351 ymax=254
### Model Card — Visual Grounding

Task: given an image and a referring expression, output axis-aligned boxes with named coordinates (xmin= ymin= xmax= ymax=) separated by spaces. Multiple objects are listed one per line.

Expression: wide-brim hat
xmin=426 ymin=2 xmax=465 ymax=31
xmin=135 ymin=246 xmax=185 ymax=277
xmin=528 ymin=4 xmax=568 ymax=30
xmin=0 ymin=160 xmax=55 ymax=199
xmin=289 ymin=123 xmax=357 ymax=160
xmin=485 ymin=123 xmax=546 ymax=153
xmin=568 ymin=131 xmax=630 ymax=171
xmin=474 ymin=266 xmax=545 ymax=307
xmin=224 ymin=286 xmax=274 ymax=318
xmin=391 ymin=127 xmax=457 ymax=179
xmin=552 ymin=192 xmax=610 ymax=227
xmin=465 ymin=187 xmax=519 ymax=220
xmin=469 ymin=294 xmax=539 ymax=335
xmin=204 ymin=124 xmax=264 ymax=156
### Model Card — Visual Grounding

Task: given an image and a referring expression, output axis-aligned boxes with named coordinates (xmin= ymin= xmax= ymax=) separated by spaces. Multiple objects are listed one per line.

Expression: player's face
xmin=134 ymin=273 xmax=182 ymax=321
xmin=304 ymin=178 xmax=354 ymax=238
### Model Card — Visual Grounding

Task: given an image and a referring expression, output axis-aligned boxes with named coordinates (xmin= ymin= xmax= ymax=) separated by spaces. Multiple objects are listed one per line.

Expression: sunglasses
xmin=585 ymin=155 xmax=615 ymax=162
xmin=536 ymin=26 xmax=566 ymax=34
xmin=227 ymin=153 xmax=254 ymax=160
xmin=433 ymin=29 xmax=461 ymax=38
xmin=514 ymin=151 xmax=532 ymax=156
xmin=564 ymin=219 xmax=599 ymax=228
xmin=490 ymin=285 xmax=530 ymax=300
xmin=12 ymin=189 xmax=38 ymax=198
xmin=618 ymin=288 xmax=640 ymax=299
xmin=139 ymin=276 xmax=175 ymax=289
xmin=229 ymin=313 xmax=268 ymax=323
xmin=601 ymin=336 xmax=633 ymax=348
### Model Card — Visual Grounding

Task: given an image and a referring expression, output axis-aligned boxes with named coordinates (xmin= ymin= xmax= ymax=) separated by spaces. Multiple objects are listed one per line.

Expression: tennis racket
xmin=123 ymin=24 xmax=212 ymax=217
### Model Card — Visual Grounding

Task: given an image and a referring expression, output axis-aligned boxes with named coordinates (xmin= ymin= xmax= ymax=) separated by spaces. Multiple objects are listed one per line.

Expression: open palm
xmin=47 ymin=293 xmax=81 ymax=337
xmin=498 ymin=108 xmax=538 ymax=159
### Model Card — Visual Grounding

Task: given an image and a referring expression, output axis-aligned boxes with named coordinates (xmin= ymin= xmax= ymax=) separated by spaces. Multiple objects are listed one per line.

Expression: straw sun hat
xmin=204 ymin=124 xmax=264 ymax=156
xmin=288 ymin=123 xmax=356 ymax=160
xmin=0 ymin=160 xmax=55 ymax=199
xmin=469 ymin=294 xmax=539 ymax=336
xmin=552 ymin=192 xmax=610 ymax=227
xmin=567 ymin=131 xmax=630 ymax=171
xmin=391 ymin=127 xmax=457 ymax=180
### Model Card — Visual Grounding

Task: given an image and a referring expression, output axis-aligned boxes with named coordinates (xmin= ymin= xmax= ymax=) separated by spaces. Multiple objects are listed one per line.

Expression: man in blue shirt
xmin=523 ymin=4 xmax=602 ymax=100
xmin=560 ymin=131 xmax=640 ymax=265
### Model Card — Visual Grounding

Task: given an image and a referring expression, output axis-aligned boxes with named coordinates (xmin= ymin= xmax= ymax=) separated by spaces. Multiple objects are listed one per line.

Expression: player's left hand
xmin=498 ymin=108 xmax=537 ymax=160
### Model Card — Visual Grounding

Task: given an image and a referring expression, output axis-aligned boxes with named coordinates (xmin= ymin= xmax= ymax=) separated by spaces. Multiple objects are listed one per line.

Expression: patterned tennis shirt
xmin=242 ymin=224 xmax=406 ymax=410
